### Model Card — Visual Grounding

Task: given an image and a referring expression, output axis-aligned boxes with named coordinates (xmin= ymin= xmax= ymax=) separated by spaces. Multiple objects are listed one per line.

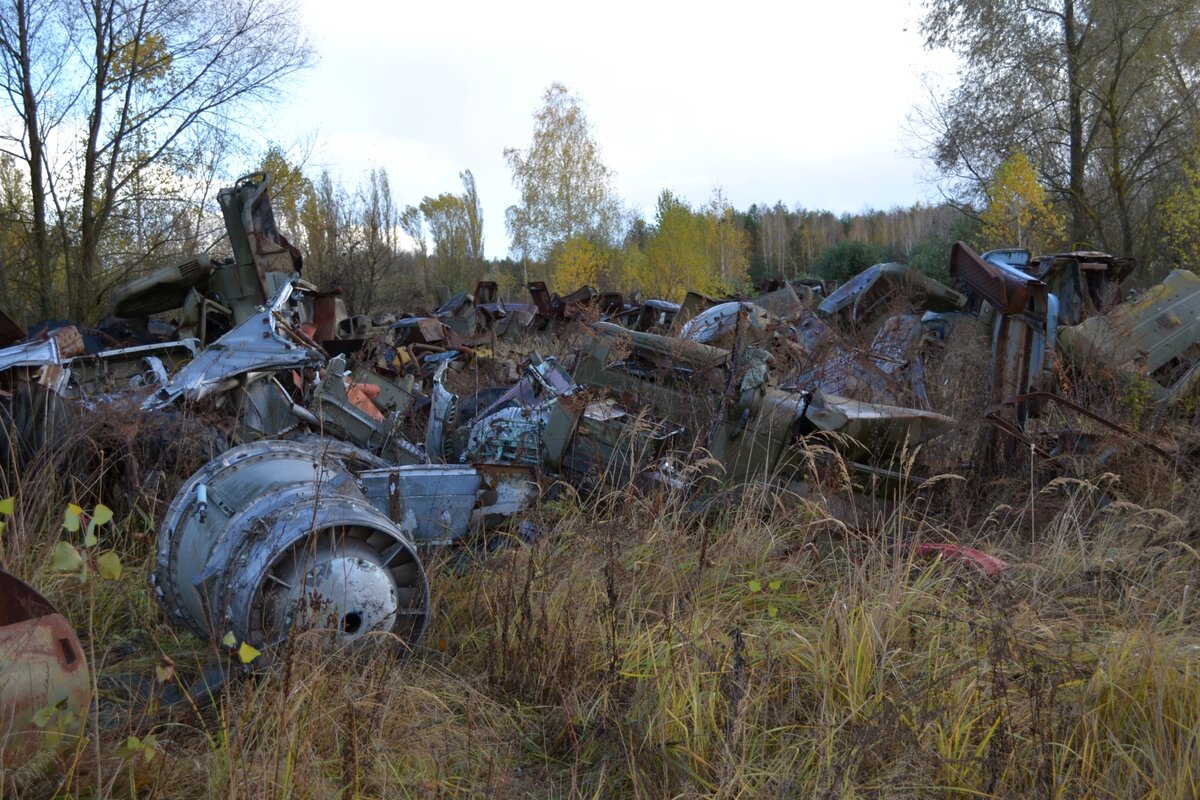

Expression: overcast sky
xmin=275 ymin=0 xmax=959 ymax=258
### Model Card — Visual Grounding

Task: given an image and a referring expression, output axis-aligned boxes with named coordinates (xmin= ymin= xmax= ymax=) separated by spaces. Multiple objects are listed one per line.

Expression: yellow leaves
xmin=223 ymin=632 xmax=263 ymax=664
xmin=52 ymin=540 xmax=83 ymax=574
xmin=107 ymin=32 xmax=172 ymax=90
xmin=551 ymin=236 xmax=604 ymax=290
xmin=981 ymin=150 xmax=1064 ymax=254
xmin=0 ymin=495 xmax=11 ymax=541
xmin=1162 ymin=155 xmax=1200 ymax=268
xmin=54 ymin=503 xmax=119 ymax=581
xmin=155 ymin=655 xmax=175 ymax=683
xmin=62 ymin=504 xmax=83 ymax=533
xmin=630 ymin=191 xmax=744 ymax=301
xmin=97 ymin=551 xmax=122 ymax=580
xmin=238 ymin=642 xmax=262 ymax=664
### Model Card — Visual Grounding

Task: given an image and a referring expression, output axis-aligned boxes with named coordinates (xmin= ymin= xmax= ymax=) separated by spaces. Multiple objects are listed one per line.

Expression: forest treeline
xmin=1 ymin=0 xmax=1199 ymax=322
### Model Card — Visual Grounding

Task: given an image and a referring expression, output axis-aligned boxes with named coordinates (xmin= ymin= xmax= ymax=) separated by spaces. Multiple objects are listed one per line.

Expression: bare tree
xmin=0 ymin=0 xmax=313 ymax=318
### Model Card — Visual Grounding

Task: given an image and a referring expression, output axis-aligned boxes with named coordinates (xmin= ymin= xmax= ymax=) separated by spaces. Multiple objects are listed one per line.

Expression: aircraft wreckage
xmin=0 ymin=171 xmax=1192 ymax=667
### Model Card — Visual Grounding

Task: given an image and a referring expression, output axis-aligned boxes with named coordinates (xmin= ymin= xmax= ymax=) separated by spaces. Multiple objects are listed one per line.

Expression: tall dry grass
xmin=2 ymin=338 xmax=1200 ymax=798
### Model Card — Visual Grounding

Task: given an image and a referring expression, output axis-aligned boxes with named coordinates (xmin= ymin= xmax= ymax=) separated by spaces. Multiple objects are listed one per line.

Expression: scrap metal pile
xmin=3 ymin=171 xmax=1195 ymax=673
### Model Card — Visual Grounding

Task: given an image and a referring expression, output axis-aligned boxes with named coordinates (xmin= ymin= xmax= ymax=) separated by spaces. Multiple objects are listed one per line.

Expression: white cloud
xmin=271 ymin=0 xmax=957 ymax=256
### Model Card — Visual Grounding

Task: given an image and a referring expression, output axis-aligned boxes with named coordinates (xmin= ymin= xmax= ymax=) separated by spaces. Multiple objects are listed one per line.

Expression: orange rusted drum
xmin=0 ymin=570 xmax=90 ymax=767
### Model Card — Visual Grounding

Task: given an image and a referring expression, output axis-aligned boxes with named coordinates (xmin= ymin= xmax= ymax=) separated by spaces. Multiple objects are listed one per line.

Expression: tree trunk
xmin=15 ymin=0 xmax=52 ymax=318
xmin=1064 ymin=0 xmax=1088 ymax=248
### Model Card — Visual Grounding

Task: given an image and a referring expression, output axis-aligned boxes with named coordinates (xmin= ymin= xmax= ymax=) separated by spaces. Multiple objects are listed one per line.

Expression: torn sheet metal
xmin=146 ymin=283 xmax=323 ymax=409
xmin=819 ymin=262 xmax=966 ymax=327
xmin=154 ymin=440 xmax=429 ymax=651
xmin=754 ymin=282 xmax=808 ymax=317
xmin=0 ymin=570 xmax=91 ymax=767
xmin=1031 ymin=250 xmax=1132 ymax=326
xmin=426 ymin=360 xmax=459 ymax=464
xmin=802 ymin=390 xmax=954 ymax=449
xmin=0 ymin=327 xmax=84 ymax=374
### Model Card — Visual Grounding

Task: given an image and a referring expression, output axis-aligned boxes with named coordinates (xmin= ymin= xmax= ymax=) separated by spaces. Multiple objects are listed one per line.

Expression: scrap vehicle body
xmin=0 ymin=570 xmax=90 ymax=767
xmin=574 ymin=319 xmax=953 ymax=486
xmin=1058 ymin=268 xmax=1200 ymax=408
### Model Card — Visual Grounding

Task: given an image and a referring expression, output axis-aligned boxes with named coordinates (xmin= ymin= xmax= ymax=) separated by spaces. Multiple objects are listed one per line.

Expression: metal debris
xmin=153 ymin=440 xmax=430 ymax=651
xmin=0 ymin=570 xmax=91 ymax=767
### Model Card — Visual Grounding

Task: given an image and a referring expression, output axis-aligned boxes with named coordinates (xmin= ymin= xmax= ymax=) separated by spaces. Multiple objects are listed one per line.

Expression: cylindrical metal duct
xmin=153 ymin=440 xmax=429 ymax=652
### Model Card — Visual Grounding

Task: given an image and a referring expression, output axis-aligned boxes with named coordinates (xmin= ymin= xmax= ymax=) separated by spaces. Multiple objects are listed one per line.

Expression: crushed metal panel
xmin=66 ymin=339 xmax=200 ymax=398
xmin=754 ymin=283 xmax=805 ymax=317
xmin=819 ymin=262 xmax=966 ymax=326
xmin=108 ymin=256 xmax=218 ymax=318
xmin=951 ymin=242 xmax=1042 ymax=315
xmin=679 ymin=302 xmax=770 ymax=345
xmin=314 ymin=355 xmax=422 ymax=464
xmin=1034 ymin=250 xmax=1131 ymax=325
xmin=0 ymin=570 xmax=91 ymax=767
xmin=0 ymin=337 xmax=66 ymax=373
xmin=146 ymin=283 xmax=323 ymax=409
xmin=1058 ymin=269 xmax=1200 ymax=401
xmin=426 ymin=360 xmax=459 ymax=463
xmin=951 ymin=242 xmax=1053 ymax=433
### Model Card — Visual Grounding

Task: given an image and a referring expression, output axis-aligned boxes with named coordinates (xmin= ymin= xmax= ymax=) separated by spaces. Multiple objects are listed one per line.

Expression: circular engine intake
xmin=153 ymin=439 xmax=429 ymax=653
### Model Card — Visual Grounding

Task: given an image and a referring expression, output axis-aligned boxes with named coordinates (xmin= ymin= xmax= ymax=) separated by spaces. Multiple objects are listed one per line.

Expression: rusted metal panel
xmin=146 ymin=283 xmax=324 ymax=409
xmin=952 ymin=242 xmax=1053 ymax=447
xmin=0 ymin=308 xmax=26 ymax=347
xmin=951 ymin=242 xmax=1043 ymax=316
xmin=0 ymin=570 xmax=91 ymax=767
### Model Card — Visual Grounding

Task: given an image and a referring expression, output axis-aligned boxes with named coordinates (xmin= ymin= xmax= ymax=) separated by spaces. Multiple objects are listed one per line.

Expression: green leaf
xmin=238 ymin=642 xmax=262 ymax=664
xmin=222 ymin=631 xmax=237 ymax=648
xmin=118 ymin=735 xmax=143 ymax=760
xmin=97 ymin=551 xmax=122 ymax=580
xmin=62 ymin=504 xmax=83 ymax=533
xmin=747 ymin=580 xmax=762 ymax=593
xmin=30 ymin=705 xmax=55 ymax=727
xmin=0 ymin=496 xmax=14 ymax=516
xmin=83 ymin=521 xmax=98 ymax=548
xmin=768 ymin=605 xmax=779 ymax=619
xmin=768 ymin=580 xmax=782 ymax=592
xmin=92 ymin=503 xmax=113 ymax=526
xmin=0 ymin=520 xmax=6 ymax=540
xmin=141 ymin=733 xmax=157 ymax=762
xmin=52 ymin=541 xmax=83 ymax=573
